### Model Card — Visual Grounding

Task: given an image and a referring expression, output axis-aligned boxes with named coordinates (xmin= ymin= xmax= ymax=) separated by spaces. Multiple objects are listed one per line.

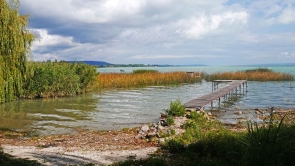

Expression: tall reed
xmin=93 ymin=72 xmax=204 ymax=89
xmin=205 ymin=69 xmax=294 ymax=81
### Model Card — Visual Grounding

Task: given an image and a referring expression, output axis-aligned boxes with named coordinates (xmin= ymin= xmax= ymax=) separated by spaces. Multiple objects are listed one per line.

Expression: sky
xmin=19 ymin=0 xmax=295 ymax=66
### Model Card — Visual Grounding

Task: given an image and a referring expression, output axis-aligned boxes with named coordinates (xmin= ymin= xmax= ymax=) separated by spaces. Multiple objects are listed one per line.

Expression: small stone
xmin=147 ymin=132 xmax=157 ymax=138
xmin=234 ymin=111 xmax=242 ymax=115
xmin=157 ymin=125 xmax=165 ymax=130
xmin=160 ymin=119 xmax=168 ymax=126
xmin=159 ymin=128 xmax=169 ymax=135
xmin=134 ymin=134 xmax=142 ymax=140
xmin=140 ymin=124 xmax=150 ymax=132
xmin=160 ymin=113 xmax=167 ymax=118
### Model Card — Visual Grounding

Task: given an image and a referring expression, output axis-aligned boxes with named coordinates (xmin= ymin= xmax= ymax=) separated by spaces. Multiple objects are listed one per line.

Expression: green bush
xmin=165 ymin=99 xmax=186 ymax=116
xmin=244 ymin=67 xmax=273 ymax=73
xmin=23 ymin=61 xmax=98 ymax=98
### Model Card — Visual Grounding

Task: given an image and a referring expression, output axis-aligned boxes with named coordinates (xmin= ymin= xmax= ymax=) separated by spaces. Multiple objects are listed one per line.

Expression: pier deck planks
xmin=185 ymin=80 xmax=247 ymax=109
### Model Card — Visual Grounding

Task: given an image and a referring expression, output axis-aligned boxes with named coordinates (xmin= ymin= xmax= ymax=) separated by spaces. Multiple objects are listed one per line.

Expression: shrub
xmin=244 ymin=67 xmax=273 ymax=73
xmin=23 ymin=61 xmax=97 ymax=98
xmin=165 ymin=99 xmax=186 ymax=117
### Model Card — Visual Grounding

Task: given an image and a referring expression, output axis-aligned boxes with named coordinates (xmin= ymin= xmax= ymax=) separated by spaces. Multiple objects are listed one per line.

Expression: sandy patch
xmin=2 ymin=145 xmax=158 ymax=166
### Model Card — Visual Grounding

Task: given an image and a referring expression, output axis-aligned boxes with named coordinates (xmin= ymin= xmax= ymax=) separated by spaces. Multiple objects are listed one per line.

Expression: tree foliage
xmin=0 ymin=0 xmax=34 ymax=103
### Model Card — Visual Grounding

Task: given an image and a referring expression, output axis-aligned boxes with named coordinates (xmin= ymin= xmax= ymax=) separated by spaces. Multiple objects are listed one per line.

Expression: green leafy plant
xmin=165 ymin=99 xmax=186 ymax=116
xmin=166 ymin=116 xmax=174 ymax=126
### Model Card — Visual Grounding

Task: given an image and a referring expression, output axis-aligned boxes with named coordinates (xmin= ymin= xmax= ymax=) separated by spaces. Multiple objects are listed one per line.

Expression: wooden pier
xmin=185 ymin=80 xmax=247 ymax=110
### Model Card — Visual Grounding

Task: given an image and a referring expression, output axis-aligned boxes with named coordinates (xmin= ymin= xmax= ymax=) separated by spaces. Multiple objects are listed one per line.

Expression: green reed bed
xmin=23 ymin=61 xmax=98 ymax=99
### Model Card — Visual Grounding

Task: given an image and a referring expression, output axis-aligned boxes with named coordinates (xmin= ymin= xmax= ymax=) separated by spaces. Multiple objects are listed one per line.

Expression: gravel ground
xmin=2 ymin=145 xmax=159 ymax=165
xmin=0 ymin=128 xmax=160 ymax=165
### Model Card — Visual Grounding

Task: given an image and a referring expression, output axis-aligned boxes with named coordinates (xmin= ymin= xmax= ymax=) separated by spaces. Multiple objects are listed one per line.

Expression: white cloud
xmin=19 ymin=0 xmax=295 ymax=65
xmin=277 ymin=7 xmax=295 ymax=24
xmin=279 ymin=51 xmax=295 ymax=58
xmin=130 ymin=55 xmax=217 ymax=59
xmin=176 ymin=11 xmax=249 ymax=39
xmin=265 ymin=5 xmax=282 ymax=16
xmin=31 ymin=29 xmax=75 ymax=48
xmin=265 ymin=5 xmax=295 ymax=24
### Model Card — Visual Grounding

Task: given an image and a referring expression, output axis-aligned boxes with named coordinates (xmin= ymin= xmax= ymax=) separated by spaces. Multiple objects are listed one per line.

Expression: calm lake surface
xmin=1 ymin=66 xmax=295 ymax=136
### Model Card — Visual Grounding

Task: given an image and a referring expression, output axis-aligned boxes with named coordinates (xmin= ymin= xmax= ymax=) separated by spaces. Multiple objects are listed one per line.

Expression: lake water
xmin=0 ymin=66 xmax=294 ymax=136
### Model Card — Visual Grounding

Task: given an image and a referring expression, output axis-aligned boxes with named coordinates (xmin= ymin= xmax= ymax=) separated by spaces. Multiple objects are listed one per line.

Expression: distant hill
xmin=68 ymin=61 xmax=112 ymax=66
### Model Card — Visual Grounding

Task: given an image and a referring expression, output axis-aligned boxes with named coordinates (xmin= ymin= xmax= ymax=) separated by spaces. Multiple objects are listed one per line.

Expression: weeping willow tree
xmin=0 ymin=0 xmax=34 ymax=103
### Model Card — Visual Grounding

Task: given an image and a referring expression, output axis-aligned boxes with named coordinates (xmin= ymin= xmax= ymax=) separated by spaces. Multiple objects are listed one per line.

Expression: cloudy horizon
xmin=20 ymin=0 xmax=295 ymax=65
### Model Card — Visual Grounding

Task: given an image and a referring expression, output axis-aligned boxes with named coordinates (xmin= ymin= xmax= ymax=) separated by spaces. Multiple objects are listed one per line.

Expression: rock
xmin=158 ymin=138 xmax=165 ymax=144
xmin=134 ymin=134 xmax=142 ymax=140
xmin=159 ymin=128 xmax=169 ymax=135
xmin=147 ymin=132 xmax=157 ymax=138
xmin=157 ymin=125 xmax=165 ymax=131
xmin=149 ymin=128 xmax=157 ymax=133
xmin=148 ymin=136 xmax=158 ymax=142
xmin=137 ymin=130 xmax=143 ymax=134
xmin=140 ymin=124 xmax=150 ymax=133
xmin=160 ymin=113 xmax=167 ymax=118
xmin=160 ymin=119 xmax=168 ymax=126
xmin=234 ymin=111 xmax=242 ymax=115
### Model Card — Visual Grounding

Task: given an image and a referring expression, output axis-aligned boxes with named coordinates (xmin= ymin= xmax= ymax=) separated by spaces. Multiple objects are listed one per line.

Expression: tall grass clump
xmin=95 ymin=72 xmax=204 ymax=89
xmin=23 ymin=61 xmax=98 ymax=98
xmin=205 ymin=68 xmax=294 ymax=81
xmin=240 ymin=114 xmax=295 ymax=166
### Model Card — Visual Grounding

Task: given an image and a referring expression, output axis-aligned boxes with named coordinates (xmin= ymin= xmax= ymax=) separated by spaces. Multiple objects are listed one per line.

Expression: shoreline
xmin=1 ymin=108 xmax=295 ymax=165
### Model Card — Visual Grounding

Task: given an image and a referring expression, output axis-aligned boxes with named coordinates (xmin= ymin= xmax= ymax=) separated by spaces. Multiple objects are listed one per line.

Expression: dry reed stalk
xmin=93 ymin=72 xmax=203 ymax=89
